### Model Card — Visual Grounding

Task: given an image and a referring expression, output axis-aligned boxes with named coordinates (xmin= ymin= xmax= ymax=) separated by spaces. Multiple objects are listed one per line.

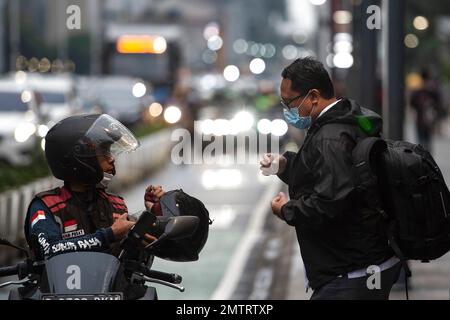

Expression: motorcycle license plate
xmin=41 ymin=293 xmax=123 ymax=300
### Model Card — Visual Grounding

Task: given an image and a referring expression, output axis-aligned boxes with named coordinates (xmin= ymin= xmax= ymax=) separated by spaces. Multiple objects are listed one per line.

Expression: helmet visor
xmin=74 ymin=114 xmax=140 ymax=157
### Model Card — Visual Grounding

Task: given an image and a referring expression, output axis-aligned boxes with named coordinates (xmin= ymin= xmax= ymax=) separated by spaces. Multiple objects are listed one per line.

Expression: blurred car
xmin=25 ymin=74 xmax=82 ymax=124
xmin=77 ymin=76 xmax=154 ymax=128
xmin=0 ymin=79 xmax=39 ymax=166
xmin=75 ymin=76 xmax=105 ymax=114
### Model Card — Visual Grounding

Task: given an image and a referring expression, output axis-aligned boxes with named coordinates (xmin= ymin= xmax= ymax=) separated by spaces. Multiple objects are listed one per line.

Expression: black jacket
xmin=278 ymin=99 xmax=392 ymax=290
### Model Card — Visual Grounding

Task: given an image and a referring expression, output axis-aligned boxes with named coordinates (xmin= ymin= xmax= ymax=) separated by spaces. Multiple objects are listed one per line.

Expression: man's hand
xmin=111 ymin=213 xmax=135 ymax=240
xmin=271 ymin=192 xmax=289 ymax=220
xmin=144 ymin=185 xmax=166 ymax=211
xmin=260 ymin=153 xmax=287 ymax=176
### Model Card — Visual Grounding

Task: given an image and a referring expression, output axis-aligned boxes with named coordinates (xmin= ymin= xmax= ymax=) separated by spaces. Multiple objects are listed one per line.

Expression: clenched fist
xmin=271 ymin=192 xmax=289 ymax=220
xmin=260 ymin=153 xmax=287 ymax=176
xmin=144 ymin=185 xmax=166 ymax=214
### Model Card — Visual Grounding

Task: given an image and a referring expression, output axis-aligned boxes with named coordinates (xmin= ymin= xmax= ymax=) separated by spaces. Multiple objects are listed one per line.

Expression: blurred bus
xmin=103 ymin=23 xmax=182 ymax=105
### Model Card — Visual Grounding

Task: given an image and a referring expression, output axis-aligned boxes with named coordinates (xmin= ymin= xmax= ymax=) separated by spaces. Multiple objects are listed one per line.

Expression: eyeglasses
xmin=280 ymin=94 xmax=303 ymax=110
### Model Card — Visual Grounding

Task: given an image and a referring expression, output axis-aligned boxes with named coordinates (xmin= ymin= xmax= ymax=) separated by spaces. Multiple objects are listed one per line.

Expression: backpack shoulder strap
xmin=351 ymin=137 xmax=387 ymax=211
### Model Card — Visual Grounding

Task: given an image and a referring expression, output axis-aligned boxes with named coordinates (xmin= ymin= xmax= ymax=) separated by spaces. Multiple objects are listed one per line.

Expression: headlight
xmin=223 ymin=65 xmax=240 ymax=82
xmin=231 ymin=111 xmax=254 ymax=134
xmin=257 ymin=119 xmax=272 ymax=135
xmin=14 ymin=122 xmax=36 ymax=143
xmin=132 ymin=82 xmax=147 ymax=98
xmin=164 ymin=106 xmax=182 ymax=124
xmin=212 ymin=119 xmax=230 ymax=136
xmin=38 ymin=125 xmax=49 ymax=138
xmin=200 ymin=119 xmax=215 ymax=135
xmin=148 ymin=103 xmax=163 ymax=117
xmin=271 ymin=119 xmax=288 ymax=136
xmin=21 ymin=90 xmax=32 ymax=103
xmin=201 ymin=169 xmax=243 ymax=190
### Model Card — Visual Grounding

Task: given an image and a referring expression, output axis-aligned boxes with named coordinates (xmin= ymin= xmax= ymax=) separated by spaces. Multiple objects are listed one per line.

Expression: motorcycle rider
xmin=24 ymin=114 xmax=165 ymax=261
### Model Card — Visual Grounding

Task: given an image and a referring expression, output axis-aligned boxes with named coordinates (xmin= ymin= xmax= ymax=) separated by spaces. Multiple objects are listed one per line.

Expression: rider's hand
xmin=111 ymin=213 xmax=135 ymax=241
xmin=260 ymin=153 xmax=287 ymax=176
xmin=144 ymin=185 xmax=165 ymax=214
xmin=141 ymin=233 xmax=157 ymax=247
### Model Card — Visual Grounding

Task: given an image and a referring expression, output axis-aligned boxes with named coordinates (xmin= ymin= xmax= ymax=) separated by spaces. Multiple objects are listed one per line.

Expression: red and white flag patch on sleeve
xmin=30 ymin=210 xmax=46 ymax=228
xmin=63 ymin=219 xmax=78 ymax=232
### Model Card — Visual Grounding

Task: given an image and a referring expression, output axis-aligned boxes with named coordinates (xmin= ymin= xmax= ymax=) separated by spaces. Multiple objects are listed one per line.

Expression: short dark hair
xmin=281 ymin=57 xmax=335 ymax=99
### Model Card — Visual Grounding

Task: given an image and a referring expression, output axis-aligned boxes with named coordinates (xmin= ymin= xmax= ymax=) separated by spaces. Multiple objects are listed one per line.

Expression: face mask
xmin=283 ymin=91 xmax=314 ymax=130
xmin=97 ymin=172 xmax=114 ymax=189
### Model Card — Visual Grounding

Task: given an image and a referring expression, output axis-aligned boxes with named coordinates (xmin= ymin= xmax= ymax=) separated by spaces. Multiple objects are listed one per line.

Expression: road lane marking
xmin=211 ymin=177 xmax=283 ymax=299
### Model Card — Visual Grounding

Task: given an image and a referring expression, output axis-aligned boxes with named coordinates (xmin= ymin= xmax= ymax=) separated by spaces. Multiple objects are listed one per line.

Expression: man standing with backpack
xmin=260 ymin=57 xmax=402 ymax=300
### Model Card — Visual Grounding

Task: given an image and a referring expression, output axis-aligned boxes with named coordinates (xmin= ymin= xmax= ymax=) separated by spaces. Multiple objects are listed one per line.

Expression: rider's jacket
xmin=24 ymin=185 xmax=128 ymax=259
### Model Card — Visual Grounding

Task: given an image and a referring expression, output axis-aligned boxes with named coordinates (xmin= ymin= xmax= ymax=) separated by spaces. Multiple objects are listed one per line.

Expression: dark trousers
xmin=417 ymin=124 xmax=432 ymax=153
xmin=310 ymin=262 xmax=402 ymax=300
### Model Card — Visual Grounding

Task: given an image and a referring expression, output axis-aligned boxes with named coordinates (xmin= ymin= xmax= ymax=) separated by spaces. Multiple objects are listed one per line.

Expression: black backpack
xmin=352 ymin=137 xmax=450 ymax=271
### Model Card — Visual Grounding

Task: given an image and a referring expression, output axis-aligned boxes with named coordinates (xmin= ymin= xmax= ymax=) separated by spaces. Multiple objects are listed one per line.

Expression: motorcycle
xmin=0 ymin=212 xmax=200 ymax=300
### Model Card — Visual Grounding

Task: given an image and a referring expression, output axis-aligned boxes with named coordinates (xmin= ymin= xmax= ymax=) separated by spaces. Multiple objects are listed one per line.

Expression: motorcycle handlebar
xmin=0 ymin=265 xmax=19 ymax=277
xmin=123 ymin=260 xmax=183 ymax=284
xmin=143 ymin=269 xmax=182 ymax=284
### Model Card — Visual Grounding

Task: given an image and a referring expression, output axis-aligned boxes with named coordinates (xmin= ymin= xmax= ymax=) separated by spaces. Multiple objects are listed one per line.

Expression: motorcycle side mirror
xmin=0 ymin=238 xmax=29 ymax=258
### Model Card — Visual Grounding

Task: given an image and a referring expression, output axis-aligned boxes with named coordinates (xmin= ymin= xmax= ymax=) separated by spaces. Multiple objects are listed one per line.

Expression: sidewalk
xmin=286 ymin=117 xmax=450 ymax=300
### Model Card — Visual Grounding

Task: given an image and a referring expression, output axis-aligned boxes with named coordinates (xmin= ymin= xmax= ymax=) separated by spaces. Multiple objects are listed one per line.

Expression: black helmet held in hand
xmin=44 ymin=114 xmax=140 ymax=185
xmin=152 ymin=189 xmax=212 ymax=262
